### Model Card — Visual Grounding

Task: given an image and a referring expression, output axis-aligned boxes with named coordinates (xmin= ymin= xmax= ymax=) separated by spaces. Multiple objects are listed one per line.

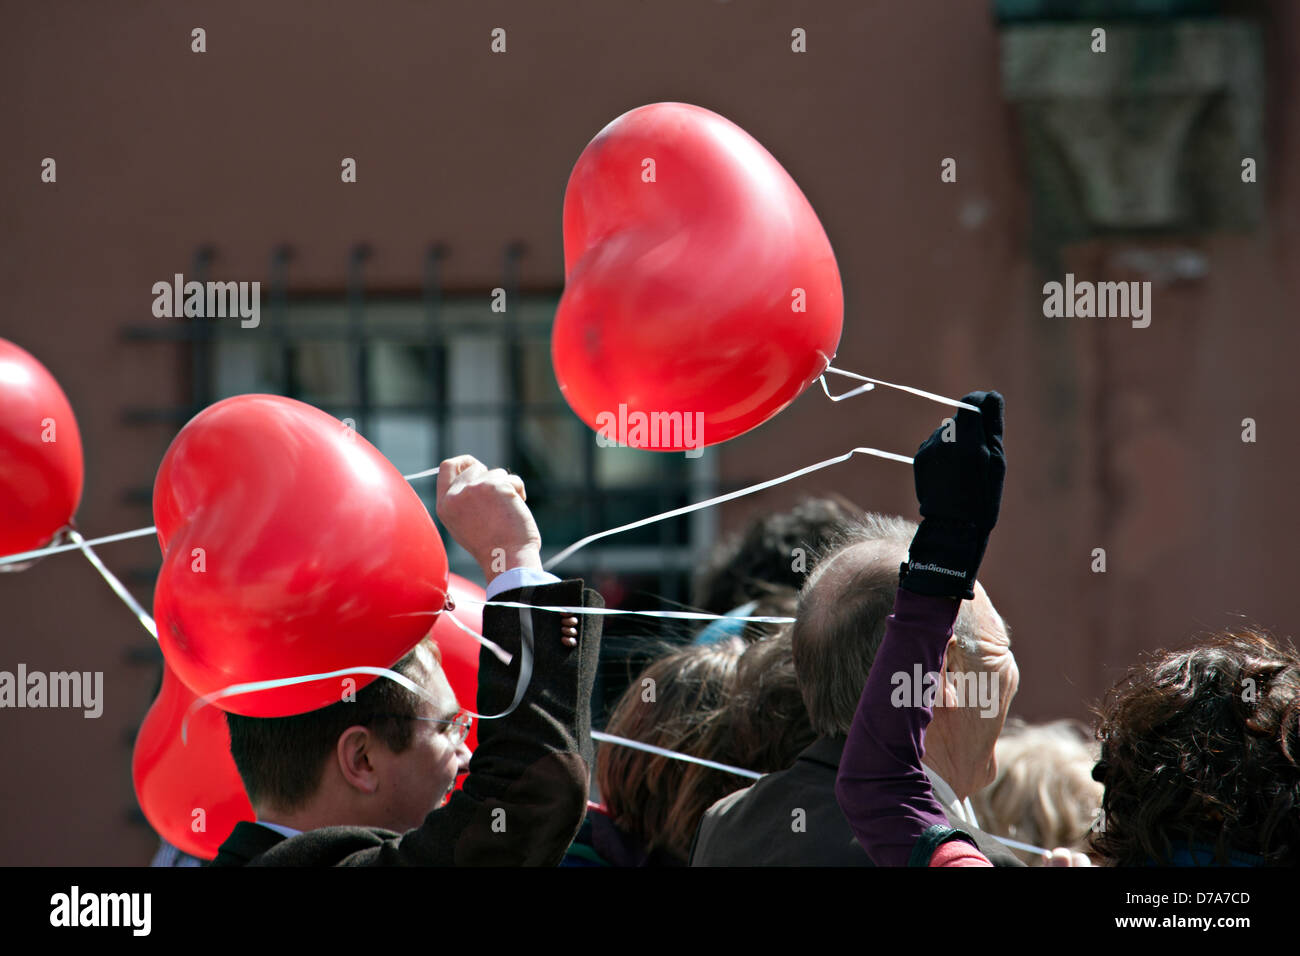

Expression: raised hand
xmin=900 ymin=391 xmax=1006 ymax=600
xmin=435 ymin=455 xmax=542 ymax=588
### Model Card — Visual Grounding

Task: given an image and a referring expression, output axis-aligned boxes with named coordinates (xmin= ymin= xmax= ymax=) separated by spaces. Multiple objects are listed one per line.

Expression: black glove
xmin=899 ymin=390 xmax=1005 ymax=600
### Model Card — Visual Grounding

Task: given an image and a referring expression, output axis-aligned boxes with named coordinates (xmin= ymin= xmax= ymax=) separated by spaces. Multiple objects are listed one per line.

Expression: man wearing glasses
xmin=211 ymin=456 xmax=603 ymax=866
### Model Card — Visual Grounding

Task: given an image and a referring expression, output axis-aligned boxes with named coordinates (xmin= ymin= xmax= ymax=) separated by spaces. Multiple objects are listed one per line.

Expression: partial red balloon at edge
xmin=0 ymin=338 xmax=84 ymax=560
xmin=132 ymin=665 xmax=255 ymax=860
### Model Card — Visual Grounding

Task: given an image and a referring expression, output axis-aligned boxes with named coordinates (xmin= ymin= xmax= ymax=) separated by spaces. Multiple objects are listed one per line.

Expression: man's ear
xmin=336 ymin=726 xmax=380 ymax=795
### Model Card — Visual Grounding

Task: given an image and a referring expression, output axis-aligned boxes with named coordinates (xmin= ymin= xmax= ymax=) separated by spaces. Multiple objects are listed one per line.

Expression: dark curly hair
xmin=692 ymin=496 xmax=859 ymax=615
xmin=1090 ymin=628 xmax=1300 ymax=866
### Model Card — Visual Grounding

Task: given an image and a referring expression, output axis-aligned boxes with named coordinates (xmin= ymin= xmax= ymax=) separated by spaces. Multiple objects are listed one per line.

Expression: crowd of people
xmin=194 ymin=392 xmax=1298 ymax=868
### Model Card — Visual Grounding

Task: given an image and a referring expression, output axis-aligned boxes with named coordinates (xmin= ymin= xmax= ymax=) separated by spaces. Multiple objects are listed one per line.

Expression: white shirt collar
xmin=256 ymin=820 xmax=302 ymax=839
xmin=922 ymin=764 xmax=981 ymax=829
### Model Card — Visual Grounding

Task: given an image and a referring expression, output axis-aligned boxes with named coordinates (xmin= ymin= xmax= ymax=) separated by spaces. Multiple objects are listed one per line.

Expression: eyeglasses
xmin=372 ymin=710 xmax=473 ymax=747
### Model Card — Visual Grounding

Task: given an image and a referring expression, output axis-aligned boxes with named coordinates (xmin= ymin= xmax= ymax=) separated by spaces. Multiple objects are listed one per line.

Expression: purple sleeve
xmin=833 ymin=588 xmax=962 ymax=866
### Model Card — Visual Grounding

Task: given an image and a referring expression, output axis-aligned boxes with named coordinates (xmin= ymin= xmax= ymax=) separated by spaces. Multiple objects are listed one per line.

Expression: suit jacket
xmin=210 ymin=579 xmax=602 ymax=867
xmin=688 ymin=735 xmax=1023 ymax=867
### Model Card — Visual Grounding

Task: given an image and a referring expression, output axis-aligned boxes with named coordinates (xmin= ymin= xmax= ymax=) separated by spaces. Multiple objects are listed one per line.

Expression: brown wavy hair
xmin=1090 ymin=627 xmax=1300 ymax=866
xmin=720 ymin=627 xmax=817 ymax=774
xmin=597 ymin=640 xmax=743 ymax=863
xmin=670 ymin=629 xmax=820 ymax=860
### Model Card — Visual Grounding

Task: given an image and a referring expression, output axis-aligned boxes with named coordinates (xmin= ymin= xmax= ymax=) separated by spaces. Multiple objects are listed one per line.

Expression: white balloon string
xmin=69 ymin=529 xmax=158 ymax=640
xmin=0 ymin=525 xmax=157 ymax=567
xmin=0 ymin=466 xmax=441 ymax=569
xmin=591 ymin=731 xmax=763 ymax=780
xmin=818 ymin=375 xmax=876 ymax=402
xmin=440 ymin=606 xmax=514 ymax=666
xmin=182 ymin=621 xmax=534 ymax=744
xmin=466 ymin=598 xmax=793 ymax=624
xmin=183 ymin=665 xmax=434 ymax=743
xmin=823 ymin=366 xmax=979 ymax=412
xmin=543 ymin=444 xmax=913 ymax=571
xmin=590 ymin=732 xmax=1046 ymax=862
xmin=994 ymin=835 xmax=1052 ymax=857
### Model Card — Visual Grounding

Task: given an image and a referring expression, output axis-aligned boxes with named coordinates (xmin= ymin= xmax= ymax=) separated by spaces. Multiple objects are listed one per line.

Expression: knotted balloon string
xmin=821 ymin=366 xmax=979 ymax=412
xmin=819 ymin=375 xmax=875 ymax=402
xmin=389 ymin=600 xmax=515 ymax=665
xmin=437 ymin=607 xmax=514 ymax=665
xmin=544 ymin=444 xmax=914 ymax=571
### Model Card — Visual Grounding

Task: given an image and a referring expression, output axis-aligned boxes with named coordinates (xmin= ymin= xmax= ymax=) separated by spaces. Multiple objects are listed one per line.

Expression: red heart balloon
xmin=132 ymin=664 xmax=255 ymax=860
xmin=434 ymin=573 xmax=484 ymax=784
xmin=553 ymin=103 xmax=843 ymax=451
xmin=0 ymin=338 xmax=84 ymax=560
xmin=152 ymin=395 xmax=449 ymax=717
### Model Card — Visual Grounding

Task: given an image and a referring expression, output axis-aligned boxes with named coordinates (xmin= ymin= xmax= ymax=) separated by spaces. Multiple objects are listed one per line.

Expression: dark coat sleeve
xmin=247 ymin=578 xmax=603 ymax=867
xmin=834 ymin=588 xmax=968 ymax=866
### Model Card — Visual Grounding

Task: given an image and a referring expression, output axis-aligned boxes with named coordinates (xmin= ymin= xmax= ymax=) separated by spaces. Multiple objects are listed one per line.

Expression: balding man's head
xmin=791 ymin=514 xmax=983 ymax=738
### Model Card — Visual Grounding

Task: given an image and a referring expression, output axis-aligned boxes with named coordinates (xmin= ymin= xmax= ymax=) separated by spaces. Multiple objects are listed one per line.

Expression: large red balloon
xmin=434 ymin=573 xmax=485 ymax=779
xmin=132 ymin=665 xmax=255 ymax=860
xmin=153 ymin=395 xmax=449 ymax=717
xmin=0 ymin=338 xmax=84 ymax=559
xmin=553 ymin=102 xmax=843 ymax=451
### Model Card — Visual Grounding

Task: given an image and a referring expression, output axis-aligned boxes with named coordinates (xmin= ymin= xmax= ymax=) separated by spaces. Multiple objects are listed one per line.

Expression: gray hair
xmin=791 ymin=513 xmax=977 ymax=737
